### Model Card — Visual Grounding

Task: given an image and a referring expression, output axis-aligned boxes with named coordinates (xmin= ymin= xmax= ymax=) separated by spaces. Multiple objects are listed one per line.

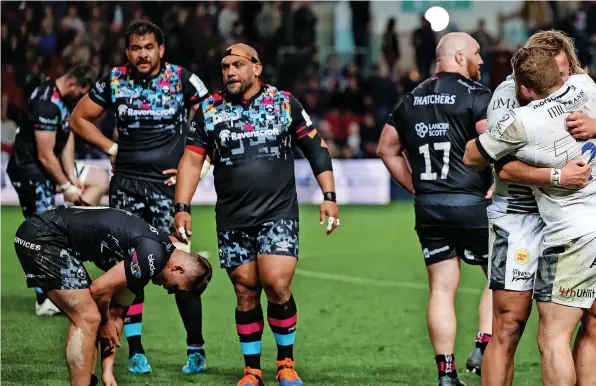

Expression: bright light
xmin=425 ymin=6 xmax=450 ymax=32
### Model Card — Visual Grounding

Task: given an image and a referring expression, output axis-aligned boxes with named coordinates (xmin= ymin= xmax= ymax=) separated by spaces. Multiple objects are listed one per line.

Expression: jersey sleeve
xmin=288 ymin=94 xmax=317 ymax=139
xmin=487 ymin=83 xmax=518 ymax=126
xmin=385 ymin=96 xmax=407 ymax=133
xmin=88 ymin=73 xmax=113 ymax=108
xmin=477 ymin=109 xmax=528 ymax=162
xmin=185 ymin=108 xmax=210 ymax=156
xmin=180 ymin=68 xmax=209 ymax=108
xmin=124 ymin=237 xmax=171 ymax=295
xmin=472 ymin=89 xmax=492 ymax=123
xmin=30 ymin=99 xmax=61 ymax=131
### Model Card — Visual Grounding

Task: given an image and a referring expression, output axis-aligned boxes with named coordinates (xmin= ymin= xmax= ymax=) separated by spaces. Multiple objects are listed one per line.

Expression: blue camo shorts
xmin=218 ymin=219 xmax=299 ymax=270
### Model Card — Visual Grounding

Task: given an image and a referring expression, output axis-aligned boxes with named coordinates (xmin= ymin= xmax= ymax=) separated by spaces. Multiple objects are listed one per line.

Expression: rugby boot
xmin=128 ymin=353 xmax=152 ymax=374
xmin=182 ymin=351 xmax=208 ymax=373
xmin=465 ymin=347 xmax=483 ymax=376
xmin=35 ymin=297 xmax=61 ymax=316
xmin=438 ymin=375 xmax=466 ymax=386
xmin=276 ymin=359 xmax=303 ymax=386
xmin=237 ymin=367 xmax=264 ymax=386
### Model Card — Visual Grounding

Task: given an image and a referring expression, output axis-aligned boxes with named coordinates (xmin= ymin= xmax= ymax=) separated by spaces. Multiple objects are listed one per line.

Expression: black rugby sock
xmin=124 ymin=290 xmax=145 ymax=358
xmin=175 ymin=293 xmax=205 ymax=356
xmin=436 ymin=354 xmax=458 ymax=378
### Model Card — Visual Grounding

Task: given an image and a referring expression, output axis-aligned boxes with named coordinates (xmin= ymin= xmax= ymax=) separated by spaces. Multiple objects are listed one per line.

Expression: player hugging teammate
xmin=464 ymin=30 xmax=596 ymax=386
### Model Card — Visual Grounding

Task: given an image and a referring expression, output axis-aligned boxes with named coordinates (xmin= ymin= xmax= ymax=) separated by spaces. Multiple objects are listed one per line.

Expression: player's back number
xmin=419 ymin=142 xmax=451 ymax=180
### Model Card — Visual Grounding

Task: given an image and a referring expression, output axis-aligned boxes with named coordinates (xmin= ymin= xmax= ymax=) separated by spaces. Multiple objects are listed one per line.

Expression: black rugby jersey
xmin=388 ymin=72 xmax=493 ymax=203
xmin=7 ymin=79 xmax=72 ymax=181
xmin=31 ymin=206 xmax=173 ymax=294
xmin=186 ymin=85 xmax=316 ymax=230
xmin=89 ymin=63 xmax=209 ymax=182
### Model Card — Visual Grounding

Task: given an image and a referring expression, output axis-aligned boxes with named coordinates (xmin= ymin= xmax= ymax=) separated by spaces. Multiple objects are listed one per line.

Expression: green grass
xmin=1 ymin=204 xmax=543 ymax=385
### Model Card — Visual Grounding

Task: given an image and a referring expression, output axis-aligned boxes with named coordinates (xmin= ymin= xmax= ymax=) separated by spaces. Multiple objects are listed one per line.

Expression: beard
xmin=515 ymin=86 xmax=531 ymax=106
xmin=466 ymin=59 xmax=481 ymax=81
xmin=226 ymin=78 xmax=254 ymax=96
xmin=133 ymin=59 xmax=159 ymax=77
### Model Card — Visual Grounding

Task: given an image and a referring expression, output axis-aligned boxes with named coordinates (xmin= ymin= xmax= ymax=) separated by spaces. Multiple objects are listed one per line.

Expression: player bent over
xmin=465 ymin=47 xmax=596 ymax=386
xmin=13 ymin=206 xmax=211 ymax=386
xmin=174 ymin=43 xmax=339 ymax=386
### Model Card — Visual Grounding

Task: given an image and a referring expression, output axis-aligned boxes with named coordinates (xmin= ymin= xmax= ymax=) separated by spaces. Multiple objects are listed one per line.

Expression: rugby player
xmin=6 ymin=65 xmax=110 ymax=316
xmin=13 ymin=206 xmax=212 ymax=386
xmin=70 ymin=20 xmax=210 ymax=374
xmin=376 ymin=32 xmax=492 ymax=386
xmin=174 ymin=43 xmax=339 ymax=386
xmin=464 ymin=30 xmax=596 ymax=386
xmin=465 ymin=46 xmax=596 ymax=386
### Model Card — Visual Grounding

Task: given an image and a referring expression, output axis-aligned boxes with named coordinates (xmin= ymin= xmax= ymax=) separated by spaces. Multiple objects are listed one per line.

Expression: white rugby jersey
xmin=487 ymin=73 xmax=596 ymax=216
xmin=478 ymin=82 xmax=596 ymax=245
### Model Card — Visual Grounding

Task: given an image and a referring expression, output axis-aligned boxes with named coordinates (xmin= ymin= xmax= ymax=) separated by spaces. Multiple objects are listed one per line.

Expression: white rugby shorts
xmin=488 ymin=213 xmax=544 ymax=291
xmin=534 ymin=232 xmax=596 ymax=309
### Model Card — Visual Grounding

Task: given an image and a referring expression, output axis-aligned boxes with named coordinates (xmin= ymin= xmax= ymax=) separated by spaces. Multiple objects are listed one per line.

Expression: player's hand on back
xmin=320 ymin=200 xmax=340 ymax=235
xmin=163 ymin=168 xmax=177 ymax=186
xmin=561 ymin=159 xmax=592 ymax=189
xmin=174 ymin=211 xmax=192 ymax=244
xmin=567 ymin=111 xmax=596 ymax=140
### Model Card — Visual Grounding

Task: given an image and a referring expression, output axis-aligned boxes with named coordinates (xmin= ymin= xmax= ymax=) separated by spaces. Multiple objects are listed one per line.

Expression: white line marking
xmin=295 ymin=269 xmax=483 ymax=295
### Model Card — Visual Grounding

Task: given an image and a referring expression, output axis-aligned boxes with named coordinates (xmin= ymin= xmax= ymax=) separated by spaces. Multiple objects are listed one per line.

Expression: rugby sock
xmin=124 ymin=290 xmax=145 ymax=358
xmin=34 ymin=287 xmax=47 ymax=305
xmin=475 ymin=332 xmax=492 ymax=354
xmin=436 ymin=354 xmax=458 ymax=379
xmin=267 ymin=295 xmax=297 ymax=361
xmin=175 ymin=293 xmax=205 ymax=356
xmin=236 ymin=305 xmax=264 ymax=369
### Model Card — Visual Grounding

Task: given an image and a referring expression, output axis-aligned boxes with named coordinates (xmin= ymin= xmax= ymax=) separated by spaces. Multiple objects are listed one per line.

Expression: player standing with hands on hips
xmin=174 ymin=43 xmax=339 ymax=386
xmin=70 ymin=20 xmax=210 ymax=375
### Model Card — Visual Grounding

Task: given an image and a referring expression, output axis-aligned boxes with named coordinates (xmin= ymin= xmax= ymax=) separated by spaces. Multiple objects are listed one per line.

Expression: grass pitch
xmin=1 ymin=204 xmax=543 ymax=385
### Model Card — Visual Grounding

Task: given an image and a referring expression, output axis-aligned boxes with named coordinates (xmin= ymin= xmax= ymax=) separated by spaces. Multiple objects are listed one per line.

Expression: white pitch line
xmin=294 ymin=269 xmax=483 ymax=295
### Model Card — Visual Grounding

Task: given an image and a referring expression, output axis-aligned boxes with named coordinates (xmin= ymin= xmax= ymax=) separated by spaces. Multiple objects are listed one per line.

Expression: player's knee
xmin=261 ymin=279 xmax=291 ymax=304
xmin=233 ymin=282 xmax=261 ymax=310
xmin=494 ymin=309 xmax=526 ymax=345
xmin=77 ymin=308 xmax=101 ymax=333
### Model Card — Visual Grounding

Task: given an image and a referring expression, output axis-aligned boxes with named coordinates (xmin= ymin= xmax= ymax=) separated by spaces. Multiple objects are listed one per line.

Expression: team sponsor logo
xmin=218 ymin=128 xmax=280 ymax=145
xmin=413 ymin=94 xmax=456 ymax=106
xmin=77 ymin=267 xmax=86 ymax=280
xmin=513 ymin=248 xmax=530 ymax=265
xmin=559 ymin=287 xmax=596 ymax=298
xmin=148 ymin=254 xmax=156 ymax=277
xmin=212 ymin=110 xmax=241 ymax=125
xmin=117 ymin=104 xmax=176 ymax=117
xmin=491 ymin=97 xmax=517 ymax=111
xmin=129 ymin=248 xmax=142 ymax=279
xmin=39 ymin=116 xmax=59 ymax=125
xmin=14 ymin=237 xmax=41 ymax=251
xmin=423 ymin=245 xmax=450 ymax=259
xmin=25 ymin=273 xmax=45 ymax=279
xmin=511 ymin=268 xmax=533 ymax=282
xmin=149 ymin=225 xmax=159 ymax=235
xmin=95 ymin=81 xmax=106 ymax=94
xmin=275 ymin=241 xmax=292 ymax=252
xmin=415 ymin=122 xmax=449 ymax=138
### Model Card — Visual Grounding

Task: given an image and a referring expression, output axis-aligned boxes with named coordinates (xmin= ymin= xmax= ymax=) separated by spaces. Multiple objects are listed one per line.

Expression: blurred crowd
xmin=2 ymin=1 xmax=596 ymax=161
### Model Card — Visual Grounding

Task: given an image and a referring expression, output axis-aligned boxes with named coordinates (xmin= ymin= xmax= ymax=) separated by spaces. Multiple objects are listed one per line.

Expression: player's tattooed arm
xmin=496 ymin=158 xmax=591 ymax=190
xmin=377 ymin=122 xmax=415 ymax=195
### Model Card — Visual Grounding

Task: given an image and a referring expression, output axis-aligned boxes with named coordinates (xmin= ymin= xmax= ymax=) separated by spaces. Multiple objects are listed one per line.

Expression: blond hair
xmin=525 ymin=30 xmax=586 ymax=75
xmin=511 ymin=47 xmax=562 ymax=97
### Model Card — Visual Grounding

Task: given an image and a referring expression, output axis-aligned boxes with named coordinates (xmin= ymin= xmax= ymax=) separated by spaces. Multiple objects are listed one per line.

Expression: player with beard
xmin=377 ymin=32 xmax=492 ymax=386
xmin=70 ymin=20 xmax=210 ymax=375
xmin=174 ymin=43 xmax=339 ymax=386
xmin=465 ymin=46 xmax=596 ymax=386
xmin=463 ymin=30 xmax=596 ymax=386
xmin=6 ymin=65 xmax=111 ymax=316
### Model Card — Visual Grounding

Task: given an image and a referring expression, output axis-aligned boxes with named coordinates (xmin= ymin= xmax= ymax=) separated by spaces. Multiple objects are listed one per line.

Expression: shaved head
xmin=221 ymin=42 xmax=263 ymax=97
xmin=226 ymin=43 xmax=259 ymax=62
xmin=435 ymin=32 xmax=483 ymax=81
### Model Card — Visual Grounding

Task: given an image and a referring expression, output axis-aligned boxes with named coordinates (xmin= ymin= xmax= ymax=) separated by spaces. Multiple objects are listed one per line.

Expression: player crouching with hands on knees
xmin=13 ymin=206 xmax=211 ymax=386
